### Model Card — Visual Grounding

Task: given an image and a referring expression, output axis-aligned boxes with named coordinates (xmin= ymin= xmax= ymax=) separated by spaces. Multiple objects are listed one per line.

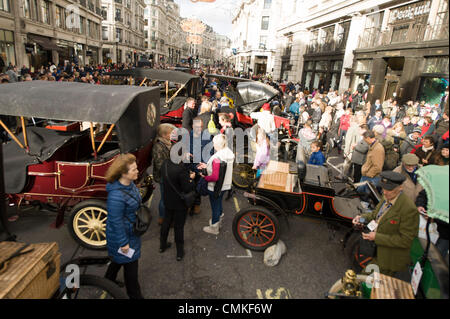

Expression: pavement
xmin=5 ymin=175 xmax=353 ymax=299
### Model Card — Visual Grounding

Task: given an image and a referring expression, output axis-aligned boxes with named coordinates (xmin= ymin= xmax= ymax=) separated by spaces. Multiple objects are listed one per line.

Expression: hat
xmin=402 ymin=153 xmax=419 ymax=166
xmin=262 ymin=103 xmax=271 ymax=111
xmin=442 ymin=140 xmax=449 ymax=149
xmin=373 ymin=125 xmax=385 ymax=135
xmin=380 ymin=171 xmax=406 ymax=191
xmin=413 ymin=127 xmax=422 ymax=134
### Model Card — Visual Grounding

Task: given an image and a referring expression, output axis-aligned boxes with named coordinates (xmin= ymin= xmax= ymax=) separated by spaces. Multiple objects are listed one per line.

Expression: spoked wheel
xmin=232 ymin=163 xmax=256 ymax=189
xmin=232 ymin=206 xmax=280 ymax=251
xmin=69 ymin=200 xmax=108 ymax=250
xmin=60 ymin=274 xmax=127 ymax=299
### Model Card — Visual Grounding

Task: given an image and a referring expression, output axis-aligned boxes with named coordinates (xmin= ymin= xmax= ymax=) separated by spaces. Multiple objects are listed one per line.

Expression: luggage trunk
xmin=0 ymin=242 xmax=60 ymax=299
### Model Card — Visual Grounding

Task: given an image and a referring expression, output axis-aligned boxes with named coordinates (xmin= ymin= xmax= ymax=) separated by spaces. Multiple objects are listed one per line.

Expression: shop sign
xmin=390 ymin=1 xmax=431 ymax=22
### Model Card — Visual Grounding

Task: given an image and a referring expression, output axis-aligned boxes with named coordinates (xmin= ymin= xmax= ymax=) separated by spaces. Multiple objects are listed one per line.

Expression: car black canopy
xmin=106 ymin=68 xmax=200 ymax=97
xmin=0 ymin=81 xmax=160 ymax=153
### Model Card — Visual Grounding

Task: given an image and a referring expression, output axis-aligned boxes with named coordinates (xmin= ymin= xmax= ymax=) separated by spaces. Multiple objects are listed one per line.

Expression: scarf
xmin=422 ymin=145 xmax=434 ymax=153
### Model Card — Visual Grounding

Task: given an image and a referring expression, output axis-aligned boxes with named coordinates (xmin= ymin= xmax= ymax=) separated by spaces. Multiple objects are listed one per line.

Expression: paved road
xmin=6 ymin=180 xmax=353 ymax=299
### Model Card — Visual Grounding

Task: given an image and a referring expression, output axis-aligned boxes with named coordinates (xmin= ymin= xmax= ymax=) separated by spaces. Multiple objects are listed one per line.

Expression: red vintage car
xmin=0 ymin=81 xmax=160 ymax=250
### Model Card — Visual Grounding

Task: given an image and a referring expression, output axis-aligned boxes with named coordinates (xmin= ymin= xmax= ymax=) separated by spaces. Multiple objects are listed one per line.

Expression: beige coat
xmin=362 ymin=140 xmax=385 ymax=178
xmin=393 ymin=165 xmax=423 ymax=203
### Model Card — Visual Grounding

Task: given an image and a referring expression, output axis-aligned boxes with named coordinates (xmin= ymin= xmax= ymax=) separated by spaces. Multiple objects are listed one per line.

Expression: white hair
xmin=213 ymin=134 xmax=227 ymax=151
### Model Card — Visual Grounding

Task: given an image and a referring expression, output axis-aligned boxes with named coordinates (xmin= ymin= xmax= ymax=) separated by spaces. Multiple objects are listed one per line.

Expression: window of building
xmin=56 ymin=6 xmax=65 ymax=29
xmin=264 ymin=0 xmax=272 ymax=9
xmin=101 ymin=6 xmax=107 ymax=20
xmin=0 ymin=0 xmax=10 ymax=12
xmin=423 ymin=56 xmax=449 ymax=74
xmin=102 ymin=26 xmax=108 ymax=41
xmin=336 ymin=21 xmax=350 ymax=49
xmin=0 ymin=29 xmax=16 ymax=67
xmin=261 ymin=16 xmax=269 ymax=30
xmin=355 ymin=59 xmax=373 ymax=73
xmin=23 ymin=0 xmax=31 ymax=18
xmin=259 ymin=36 xmax=267 ymax=49
xmin=427 ymin=0 xmax=448 ymax=40
xmin=116 ymin=28 xmax=122 ymax=42
xmin=41 ymin=0 xmax=50 ymax=25
xmin=80 ymin=17 xmax=85 ymax=35
xmin=116 ymin=8 xmax=121 ymax=21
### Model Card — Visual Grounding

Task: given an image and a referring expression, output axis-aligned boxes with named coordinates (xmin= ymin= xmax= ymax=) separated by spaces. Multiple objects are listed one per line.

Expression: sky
xmin=174 ymin=0 xmax=240 ymax=37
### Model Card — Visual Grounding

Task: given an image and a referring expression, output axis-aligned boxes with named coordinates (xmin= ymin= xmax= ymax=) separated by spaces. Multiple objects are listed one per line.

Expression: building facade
xmin=230 ymin=0 xmax=283 ymax=76
xmin=101 ymin=0 xmax=146 ymax=64
xmin=273 ymin=0 xmax=449 ymax=105
xmin=144 ymin=0 xmax=182 ymax=64
xmin=0 ymin=0 xmax=103 ymax=71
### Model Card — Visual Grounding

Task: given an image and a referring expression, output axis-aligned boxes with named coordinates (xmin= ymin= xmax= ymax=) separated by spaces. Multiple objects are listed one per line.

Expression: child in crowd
xmin=252 ymin=128 xmax=271 ymax=178
xmin=308 ymin=141 xmax=326 ymax=166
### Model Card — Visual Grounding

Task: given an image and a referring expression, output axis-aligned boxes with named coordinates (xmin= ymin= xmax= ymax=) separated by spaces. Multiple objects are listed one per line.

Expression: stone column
xmin=367 ymin=57 xmax=388 ymax=104
xmin=12 ymin=0 xmax=28 ymax=68
xmin=397 ymin=57 xmax=424 ymax=104
xmin=339 ymin=13 xmax=366 ymax=93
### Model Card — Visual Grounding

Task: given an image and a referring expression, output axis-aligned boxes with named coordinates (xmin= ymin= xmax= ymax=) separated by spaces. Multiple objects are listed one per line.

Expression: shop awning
xmin=28 ymin=35 xmax=60 ymax=51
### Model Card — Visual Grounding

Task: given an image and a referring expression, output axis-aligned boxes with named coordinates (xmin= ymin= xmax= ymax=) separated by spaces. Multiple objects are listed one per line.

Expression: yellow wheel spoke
xmin=77 ymin=217 xmax=90 ymax=224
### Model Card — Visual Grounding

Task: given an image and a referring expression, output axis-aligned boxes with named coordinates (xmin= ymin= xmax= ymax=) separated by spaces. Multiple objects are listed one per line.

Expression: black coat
xmin=161 ymin=160 xmax=195 ymax=211
xmin=182 ymin=107 xmax=197 ymax=132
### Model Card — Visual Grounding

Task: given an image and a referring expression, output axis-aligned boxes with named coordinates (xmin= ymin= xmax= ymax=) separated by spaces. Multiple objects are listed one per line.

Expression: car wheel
xmin=232 ymin=206 xmax=280 ymax=251
xmin=69 ymin=200 xmax=108 ymax=250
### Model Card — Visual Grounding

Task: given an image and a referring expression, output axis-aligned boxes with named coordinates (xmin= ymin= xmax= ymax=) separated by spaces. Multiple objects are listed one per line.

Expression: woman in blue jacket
xmin=104 ymin=154 xmax=143 ymax=299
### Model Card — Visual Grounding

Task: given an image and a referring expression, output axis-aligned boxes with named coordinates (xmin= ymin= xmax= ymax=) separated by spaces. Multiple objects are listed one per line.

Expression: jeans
xmin=105 ymin=259 xmax=143 ymax=299
xmin=159 ymin=183 xmax=165 ymax=218
xmin=208 ymin=190 xmax=225 ymax=224
xmin=357 ymin=176 xmax=381 ymax=194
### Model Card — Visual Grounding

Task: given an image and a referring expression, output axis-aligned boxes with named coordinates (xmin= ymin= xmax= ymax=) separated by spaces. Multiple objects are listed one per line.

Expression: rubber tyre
xmin=327 ymin=274 xmax=368 ymax=299
xmin=69 ymin=200 xmax=108 ymax=251
xmin=232 ymin=206 xmax=280 ymax=251
xmin=62 ymin=274 xmax=128 ymax=299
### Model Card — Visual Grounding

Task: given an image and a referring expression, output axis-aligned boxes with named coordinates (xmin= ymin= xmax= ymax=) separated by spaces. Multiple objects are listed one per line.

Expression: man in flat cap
xmin=353 ymin=171 xmax=419 ymax=276
xmin=393 ymin=153 xmax=423 ymax=204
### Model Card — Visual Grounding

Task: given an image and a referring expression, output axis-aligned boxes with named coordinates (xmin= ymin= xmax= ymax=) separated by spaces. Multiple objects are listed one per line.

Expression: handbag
xmin=163 ymin=161 xmax=196 ymax=208
xmin=120 ymin=189 xmax=152 ymax=237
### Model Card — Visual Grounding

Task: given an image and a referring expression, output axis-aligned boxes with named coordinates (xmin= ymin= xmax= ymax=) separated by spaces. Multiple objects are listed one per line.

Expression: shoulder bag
xmin=120 ymin=188 xmax=152 ymax=237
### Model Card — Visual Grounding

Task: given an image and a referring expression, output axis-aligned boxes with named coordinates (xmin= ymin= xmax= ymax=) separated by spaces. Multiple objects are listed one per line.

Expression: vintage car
xmin=0 ymin=81 xmax=160 ymax=250
xmin=106 ymin=68 xmax=200 ymax=127
xmin=232 ymin=160 xmax=381 ymax=251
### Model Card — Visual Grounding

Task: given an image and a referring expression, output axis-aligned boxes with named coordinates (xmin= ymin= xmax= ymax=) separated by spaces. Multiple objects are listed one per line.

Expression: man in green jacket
xmin=353 ymin=171 xmax=419 ymax=276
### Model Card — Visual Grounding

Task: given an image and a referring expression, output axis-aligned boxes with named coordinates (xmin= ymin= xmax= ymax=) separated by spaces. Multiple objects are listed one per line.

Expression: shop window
xmin=0 ymin=30 xmax=16 ymax=67
xmin=418 ymin=77 xmax=449 ymax=105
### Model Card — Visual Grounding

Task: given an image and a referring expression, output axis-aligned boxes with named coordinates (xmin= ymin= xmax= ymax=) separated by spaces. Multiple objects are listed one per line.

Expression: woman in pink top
xmin=252 ymin=128 xmax=270 ymax=178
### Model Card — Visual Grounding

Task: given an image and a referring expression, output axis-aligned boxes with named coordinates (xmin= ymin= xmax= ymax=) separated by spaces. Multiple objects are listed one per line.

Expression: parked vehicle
xmin=0 ymin=81 xmax=160 ymax=250
xmin=106 ymin=68 xmax=201 ymax=127
xmin=232 ymin=159 xmax=381 ymax=251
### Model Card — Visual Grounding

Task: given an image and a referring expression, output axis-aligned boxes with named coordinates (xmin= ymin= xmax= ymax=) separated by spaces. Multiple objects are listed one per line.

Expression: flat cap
xmin=380 ymin=171 xmax=406 ymax=190
xmin=413 ymin=127 xmax=422 ymax=134
xmin=402 ymin=153 xmax=419 ymax=166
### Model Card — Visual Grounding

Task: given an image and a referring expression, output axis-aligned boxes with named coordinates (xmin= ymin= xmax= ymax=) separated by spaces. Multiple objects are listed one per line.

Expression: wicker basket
xmin=0 ymin=242 xmax=60 ymax=299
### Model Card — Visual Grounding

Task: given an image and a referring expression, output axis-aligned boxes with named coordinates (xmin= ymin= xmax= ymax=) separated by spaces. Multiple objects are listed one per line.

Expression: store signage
xmin=390 ymin=1 xmax=431 ymax=21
